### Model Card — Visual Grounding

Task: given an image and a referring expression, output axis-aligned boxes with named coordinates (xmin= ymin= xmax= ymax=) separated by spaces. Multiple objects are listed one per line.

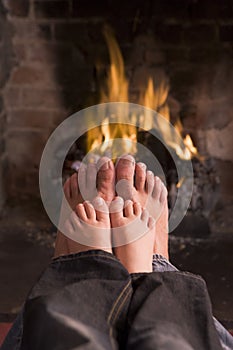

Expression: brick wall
xmin=0 ymin=2 xmax=14 ymax=212
xmin=1 ymin=0 xmax=233 ymax=218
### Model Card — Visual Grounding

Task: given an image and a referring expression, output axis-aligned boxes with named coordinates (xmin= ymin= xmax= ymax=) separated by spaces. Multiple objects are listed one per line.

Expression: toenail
xmin=94 ymin=197 xmax=104 ymax=205
xmin=147 ymin=170 xmax=153 ymax=176
xmin=125 ymin=199 xmax=132 ymax=206
xmin=138 ymin=162 xmax=146 ymax=170
xmin=100 ymin=161 xmax=109 ymax=170
xmin=119 ymin=155 xmax=135 ymax=164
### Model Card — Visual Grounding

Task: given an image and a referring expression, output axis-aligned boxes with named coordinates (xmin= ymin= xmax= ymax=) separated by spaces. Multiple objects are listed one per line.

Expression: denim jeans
xmin=153 ymin=254 xmax=233 ymax=350
xmin=2 ymin=250 xmax=226 ymax=349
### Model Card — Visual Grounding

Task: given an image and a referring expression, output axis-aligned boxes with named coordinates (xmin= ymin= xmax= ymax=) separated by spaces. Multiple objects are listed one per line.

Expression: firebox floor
xmin=0 ymin=198 xmax=233 ymax=328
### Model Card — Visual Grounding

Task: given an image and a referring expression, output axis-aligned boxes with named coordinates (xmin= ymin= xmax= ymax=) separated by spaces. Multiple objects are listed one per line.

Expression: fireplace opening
xmin=59 ymin=26 xmax=219 ymax=238
xmin=0 ymin=0 xmax=233 ymax=332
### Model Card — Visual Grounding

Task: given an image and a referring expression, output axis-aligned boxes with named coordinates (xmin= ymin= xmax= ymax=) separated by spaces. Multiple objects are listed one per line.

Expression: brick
xmin=0 ymin=137 xmax=5 ymax=153
xmin=215 ymin=160 xmax=233 ymax=197
xmin=0 ymin=159 xmax=6 ymax=210
xmin=183 ymin=25 xmax=217 ymax=45
xmin=72 ymin=0 xmax=115 ymax=17
xmin=21 ymin=88 xmax=63 ymax=108
xmin=14 ymin=43 xmax=27 ymax=61
xmin=10 ymin=66 xmax=44 ymax=85
xmin=34 ymin=1 xmax=70 ymax=18
xmin=54 ymin=22 xmax=90 ymax=44
xmin=9 ymin=66 xmax=57 ymax=86
xmin=165 ymin=48 xmax=189 ymax=63
xmin=27 ymin=42 xmax=72 ymax=64
xmin=144 ymin=49 xmax=165 ymax=65
xmin=151 ymin=0 xmax=190 ymax=20
xmin=188 ymin=0 xmax=233 ymax=20
xmin=7 ymin=130 xmax=50 ymax=166
xmin=206 ymin=120 xmax=233 ymax=161
xmin=154 ymin=24 xmax=184 ymax=44
xmin=0 ymin=95 xmax=3 ymax=112
xmin=0 ymin=113 xmax=6 ymax=136
xmin=8 ymin=109 xmax=54 ymax=128
xmin=188 ymin=47 xmax=223 ymax=64
xmin=3 ymin=87 xmax=21 ymax=107
xmin=3 ymin=0 xmax=29 ymax=17
xmin=13 ymin=21 xmax=52 ymax=40
xmin=219 ymin=25 xmax=233 ymax=43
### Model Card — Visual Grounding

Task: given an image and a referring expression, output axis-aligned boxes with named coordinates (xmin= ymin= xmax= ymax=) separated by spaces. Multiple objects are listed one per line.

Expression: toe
xmin=145 ymin=170 xmax=154 ymax=194
xmin=83 ymin=201 xmax=96 ymax=220
xmin=141 ymin=208 xmax=149 ymax=223
xmin=70 ymin=173 xmax=78 ymax=198
xmin=115 ymin=154 xmax=135 ymax=185
xmin=152 ymin=176 xmax=162 ymax=200
xmin=124 ymin=200 xmax=134 ymax=217
xmin=92 ymin=196 xmax=109 ymax=222
xmin=148 ymin=216 xmax=155 ymax=230
xmin=160 ymin=183 xmax=168 ymax=205
xmin=86 ymin=163 xmax=97 ymax=188
xmin=110 ymin=196 xmax=124 ymax=224
xmin=97 ymin=157 xmax=115 ymax=202
xmin=78 ymin=163 xmax=87 ymax=198
xmin=76 ymin=203 xmax=88 ymax=222
xmin=133 ymin=202 xmax=142 ymax=217
xmin=135 ymin=162 xmax=146 ymax=190
xmin=63 ymin=177 xmax=71 ymax=200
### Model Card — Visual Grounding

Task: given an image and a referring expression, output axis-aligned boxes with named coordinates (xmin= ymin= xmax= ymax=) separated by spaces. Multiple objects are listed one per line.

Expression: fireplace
xmin=0 ymin=0 xmax=233 ymax=236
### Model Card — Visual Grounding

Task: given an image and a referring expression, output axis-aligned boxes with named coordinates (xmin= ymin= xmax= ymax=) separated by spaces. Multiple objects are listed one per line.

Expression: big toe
xmin=110 ymin=196 xmax=124 ymax=225
xmin=97 ymin=157 xmax=115 ymax=202
xmin=92 ymin=196 xmax=109 ymax=223
xmin=115 ymin=155 xmax=135 ymax=200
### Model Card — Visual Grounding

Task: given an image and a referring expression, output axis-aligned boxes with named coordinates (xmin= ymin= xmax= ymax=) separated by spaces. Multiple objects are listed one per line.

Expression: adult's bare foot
xmin=58 ymin=197 xmax=112 ymax=255
xmin=54 ymin=173 xmax=82 ymax=258
xmin=110 ymin=197 xmax=155 ymax=273
xmin=115 ymin=155 xmax=135 ymax=200
xmin=114 ymin=156 xmax=169 ymax=259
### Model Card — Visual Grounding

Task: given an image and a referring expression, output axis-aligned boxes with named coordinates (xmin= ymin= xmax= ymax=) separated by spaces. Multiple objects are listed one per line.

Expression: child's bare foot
xmin=110 ymin=197 xmax=155 ymax=273
xmin=59 ymin=197 xmax=112 ymax=254
xmin=54 ymin=157 xmax=115 ymax=257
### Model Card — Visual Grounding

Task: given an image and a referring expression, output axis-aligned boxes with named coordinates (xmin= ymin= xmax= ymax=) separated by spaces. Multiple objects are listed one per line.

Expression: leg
xmin=20 ymin=251 xmax=131 ymax=350
xmin=127 ymin=272 xmax=222 ymax=350
xmin=109 ymin=195 xmax=222 ymax=349
xmin=3 ymin=199 xmax=130 ymax=350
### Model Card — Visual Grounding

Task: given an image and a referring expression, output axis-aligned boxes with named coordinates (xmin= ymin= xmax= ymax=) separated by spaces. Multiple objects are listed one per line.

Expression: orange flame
xmin=87 ymin=27 xmax=198 ymax=161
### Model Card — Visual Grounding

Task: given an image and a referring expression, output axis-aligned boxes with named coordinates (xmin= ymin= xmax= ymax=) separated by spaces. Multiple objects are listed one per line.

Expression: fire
xmin=87 ymin=26 xmax=198 ymax=161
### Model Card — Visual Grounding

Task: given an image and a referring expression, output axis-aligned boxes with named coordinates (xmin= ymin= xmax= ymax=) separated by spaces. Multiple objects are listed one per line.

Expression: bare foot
xmin=96 ymin=157 xmax=115 ymax=203
xmin=115 ymin=155 xmax=135 ymax=200
xmin=60 ymin=197 xmax=112 ymax=254
xmin=133 ymin=168 xmax=169 ymax=259
xmin=54 ymin=173 xmax=82 ymax=257
xmin=110 ymin=197 xmax=155 ymax=273
xmin=115 ymin=156 xmax=169 ymax=259
xmin=54 ymin=158 xmax=115 ymax=257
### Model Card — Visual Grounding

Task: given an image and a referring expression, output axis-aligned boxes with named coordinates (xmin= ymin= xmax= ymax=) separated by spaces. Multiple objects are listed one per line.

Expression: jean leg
xmin=1 ymin=250 xmax=132 ymax=350
xmin=127 ymin=271 xmax=222 ymax=350
xmin=152 ymin=254 xmax=233 ymax=349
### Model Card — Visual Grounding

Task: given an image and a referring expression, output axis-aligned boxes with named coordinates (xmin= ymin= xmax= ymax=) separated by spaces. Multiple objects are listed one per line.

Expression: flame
xmin=87 ymin=26 xmax=198 ymax=161
xmin=100 ymin=26 xmax=128 ymax=103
